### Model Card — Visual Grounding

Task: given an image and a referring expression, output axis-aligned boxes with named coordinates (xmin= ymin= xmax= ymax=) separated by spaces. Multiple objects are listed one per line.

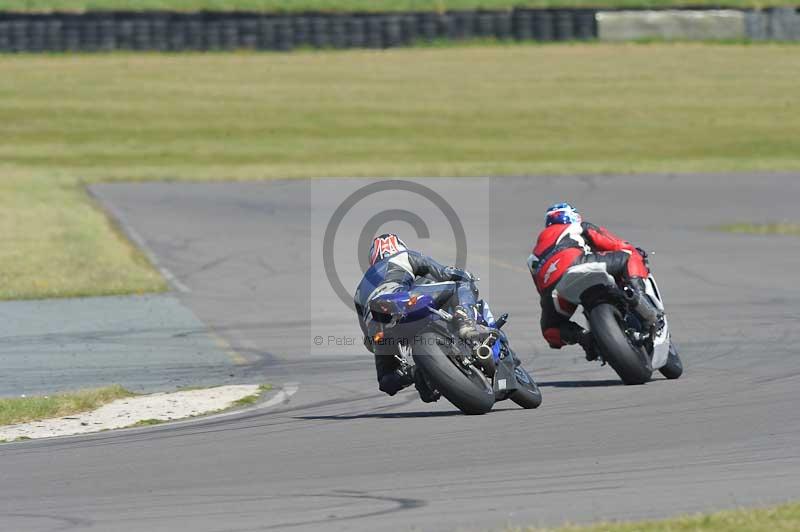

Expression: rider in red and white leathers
xmin=527 ymin=203 xmax=660 ymax=359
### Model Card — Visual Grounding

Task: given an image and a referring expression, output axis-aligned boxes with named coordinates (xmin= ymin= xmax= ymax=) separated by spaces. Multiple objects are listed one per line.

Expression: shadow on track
xmin=538 ymin=379 xmax=623 ymax=388
xmin=295 ymin=408 xmax=519 ymax=420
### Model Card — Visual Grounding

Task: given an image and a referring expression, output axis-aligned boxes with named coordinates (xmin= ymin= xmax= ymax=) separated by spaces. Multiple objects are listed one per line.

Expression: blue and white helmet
xmin=545 ymin=202 xmax=582 ymax=227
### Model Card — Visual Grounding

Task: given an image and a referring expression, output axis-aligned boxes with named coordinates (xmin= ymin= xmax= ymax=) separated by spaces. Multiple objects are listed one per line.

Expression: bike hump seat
xmin=553 ymin=263 xmax=616 ymax=306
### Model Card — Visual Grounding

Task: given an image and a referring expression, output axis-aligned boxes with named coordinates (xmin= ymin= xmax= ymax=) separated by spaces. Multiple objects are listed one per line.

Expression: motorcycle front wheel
xmin=509 ymin=365 xmax=542 ymax=409
xmin=659 ymin=338 xmax=683 ymax=380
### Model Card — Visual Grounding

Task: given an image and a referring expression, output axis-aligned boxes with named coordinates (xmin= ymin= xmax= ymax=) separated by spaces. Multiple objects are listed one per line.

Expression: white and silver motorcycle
xmin=552 ymin=257 xmax=683 ymax=385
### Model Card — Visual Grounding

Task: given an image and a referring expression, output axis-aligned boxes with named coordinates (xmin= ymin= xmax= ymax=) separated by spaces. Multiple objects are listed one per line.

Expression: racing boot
xmin=578 ymin=330 xmax=601 ymax=362
xmin=378 ymin=368 xmax=413 ymax=396
xmin=624 ymin=278 xmax=663 ymax=329
xmin=452 ymin=305 xmax=493 ymax=342
xmin=378 ymin=354 xmax=415 ymax=396
xmin=560 ymin=322 xmax=600 ymax=362
xmin=414 ymin=367 xmax=441 ymax=403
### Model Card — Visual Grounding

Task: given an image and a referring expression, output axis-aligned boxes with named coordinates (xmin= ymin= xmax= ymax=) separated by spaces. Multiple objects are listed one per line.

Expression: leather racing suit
xmin=528 ymin=221 xmax=651 ymax=351
xmin=354 ymin=250 xmax=474 ymax=396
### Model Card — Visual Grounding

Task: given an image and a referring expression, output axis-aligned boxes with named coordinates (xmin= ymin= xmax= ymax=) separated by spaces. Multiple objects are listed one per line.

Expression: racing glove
xmin=446 ymin=267 xmax=476 ymax=282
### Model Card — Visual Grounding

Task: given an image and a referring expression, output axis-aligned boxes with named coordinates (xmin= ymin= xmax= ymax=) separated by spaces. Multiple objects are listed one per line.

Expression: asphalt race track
xmin=0 ymin=295 xmax=244 ymax=397
xmin=2 ymin=174 xmax=800 ymax=532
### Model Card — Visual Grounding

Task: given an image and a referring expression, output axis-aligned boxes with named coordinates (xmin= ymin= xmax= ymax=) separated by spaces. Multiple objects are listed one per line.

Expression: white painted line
xmin=90 ymin=188 xmax=191 ymax=293
xmin=167 ymin=382 xmax=299 ymax=425
xmin=122 ymin=220 xmax=191 ymax=293
xmin=263 ymin=382 xmax=299 ymax=408
xmin=170 ymin=382 xmax=299 ymax=423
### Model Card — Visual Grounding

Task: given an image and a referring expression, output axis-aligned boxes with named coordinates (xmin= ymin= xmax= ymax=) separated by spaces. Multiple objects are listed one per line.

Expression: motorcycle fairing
xmin=645 ymin=275 xmax=670 ymax=369
xmin=553 ymin=262 xmax=617 ymax=306
xmin=368 ymin=281 xmax=456 ymax=324
xmin=492 ymin=351 xmax=520 ymax=395
xmin=477 ymin=300 xmax=502 ymax=362
xmin=555 ymin=262 xmax=671 ymax=370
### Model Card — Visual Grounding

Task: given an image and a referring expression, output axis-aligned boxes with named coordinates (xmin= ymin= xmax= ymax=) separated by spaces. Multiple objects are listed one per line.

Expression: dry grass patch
xmin=716 ymin=223 xmax=800 ymax=236
xmin=513 ymin=501 xmax=800 ymax=531
xmin=2 ymin=45 xmax=799 ymax=299
xmin=0 ymin=385 xmax=135 ymax=426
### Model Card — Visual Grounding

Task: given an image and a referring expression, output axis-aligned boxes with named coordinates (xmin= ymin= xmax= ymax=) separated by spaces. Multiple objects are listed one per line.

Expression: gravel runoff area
xmin=0 ymin=384 xmax=260 ymax=441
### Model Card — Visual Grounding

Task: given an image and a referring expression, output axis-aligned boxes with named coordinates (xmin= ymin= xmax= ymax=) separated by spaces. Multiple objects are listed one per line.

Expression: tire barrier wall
xmin=0 ymin=9 xmax=598 ymax=52
xmin=745 ymin=7 xmax=800 ymax=40
xmin=0 ymin=8 xmax=797 ymax=53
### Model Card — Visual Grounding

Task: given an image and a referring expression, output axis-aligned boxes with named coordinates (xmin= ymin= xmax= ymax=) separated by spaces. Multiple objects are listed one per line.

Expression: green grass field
xmin=717 ymin=223 xmax=800 ymax=235
xmin=0 ymin=385 xmax=133 ymax=426
xmin=0 ymin=0 xmax=790 ymax=12
xmin=2 ymin=43 xmax=799 ymax=299
xmin=518 ymin=501 xmax=800 ymax=531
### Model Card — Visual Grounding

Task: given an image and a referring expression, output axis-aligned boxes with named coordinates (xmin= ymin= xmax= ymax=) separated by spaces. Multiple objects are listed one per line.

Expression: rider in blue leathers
xmin=354 ymin=233 xmax=488 ymax=400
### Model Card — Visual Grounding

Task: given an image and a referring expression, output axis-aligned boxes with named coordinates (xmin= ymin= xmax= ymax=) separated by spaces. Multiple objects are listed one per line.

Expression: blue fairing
xmin=478 ymin=301 xmax=502 ymax=362
xmin=360 ymin=265 xmax=502 ymax=362
xmin=479 ymin=300 xmax=496 ymax=327
xmin=369 ymin=291 xmax=435 ymax=323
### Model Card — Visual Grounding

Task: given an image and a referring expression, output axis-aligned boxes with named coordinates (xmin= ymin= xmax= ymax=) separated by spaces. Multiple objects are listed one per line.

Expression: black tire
xmin=413 ymin=330 xmax=495 ymax=415
xmin=588 ymin=303 xmax=652 ymax=385
xmin=509 ymin=365 xmax=542 ymax=409
xmin=659 ymin=339 xmax=683 ymax=380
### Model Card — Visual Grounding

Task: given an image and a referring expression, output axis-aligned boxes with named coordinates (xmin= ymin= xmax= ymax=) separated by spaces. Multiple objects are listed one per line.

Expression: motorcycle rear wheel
xmin=413 ymin=330 xmax=495 ymax=415
xmin=588 ymin=303 xmax=652 ymax=385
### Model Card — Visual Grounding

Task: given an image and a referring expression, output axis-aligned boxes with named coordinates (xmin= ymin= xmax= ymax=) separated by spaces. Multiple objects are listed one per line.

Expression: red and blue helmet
xmin=369 ymin=233 xmax=408 ymax=266
xmin=545 ymin=203 xmax=582 ymax=227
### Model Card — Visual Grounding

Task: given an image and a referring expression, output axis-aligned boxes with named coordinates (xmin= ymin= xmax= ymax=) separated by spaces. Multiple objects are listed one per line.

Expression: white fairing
xmin=553 ymin=262 xmax=616 ymax=306
xmin=526 ymin=254 xmax=538 ymax=275
xmin=557 ymin=266 xmax=671 ymax=370
xmin=646 ymin=274 xmax=670 ymax=369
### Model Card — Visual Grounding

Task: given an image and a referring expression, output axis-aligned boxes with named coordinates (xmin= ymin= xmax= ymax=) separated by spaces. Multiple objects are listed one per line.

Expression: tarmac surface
xmin=0 ymin=295 xmax=244 ymax=397
xmin=2 ymin=174 xmax=799 ymax=532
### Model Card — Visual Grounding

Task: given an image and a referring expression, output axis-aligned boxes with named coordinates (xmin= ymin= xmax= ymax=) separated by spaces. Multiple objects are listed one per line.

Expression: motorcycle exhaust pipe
xmin=475 ymin=337 xmax=497 ymax=377
xmin=623 ymin=286 xmax=660 ymax=326
xmin=476 ymin=343 xmax=493 ymax=361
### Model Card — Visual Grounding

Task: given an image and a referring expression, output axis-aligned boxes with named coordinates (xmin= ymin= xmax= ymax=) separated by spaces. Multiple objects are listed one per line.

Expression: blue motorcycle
xmin=369 ymin=279 xmax=542 ymax=415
